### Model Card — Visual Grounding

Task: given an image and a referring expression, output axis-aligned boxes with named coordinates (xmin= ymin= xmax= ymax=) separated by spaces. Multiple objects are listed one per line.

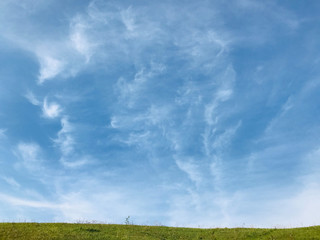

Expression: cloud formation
xmin=42 ymin=98 xmax=62 ymax=119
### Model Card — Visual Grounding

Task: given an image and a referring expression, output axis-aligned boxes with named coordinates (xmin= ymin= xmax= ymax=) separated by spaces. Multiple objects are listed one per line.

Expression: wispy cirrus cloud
xmin=25 ymin=93 xmax=62 ymax=119
xmin=25 ymin=91 xmax=41 ymax=106
xmin=24 ymin=90 xmax=92 ymax=169
xmin=0 ymin=1 xmax=93 ymax=84
xmin=1 ymin=176 xmax=20 ymax=188
xmin=37 ymin=56 xmax=65 ymax=84
xmin=42 ymin=98 xmax=62 ymax=119
xmin=14 ymin=142 xmax=43 ymax=172
xmin=53 ymin=117 xmax=93 ymax=169
xmin=69 ymin=15 xmax=97 ymax=63
xmin=54 ymin=117 xmax=74 ymax=156
xmin=0 ymin=193 xmax=58 ymax=209
xmin=0 ymin=129 xmax=6 ymax=139
xmin=174 ymin=157 xmax=203 ymax=186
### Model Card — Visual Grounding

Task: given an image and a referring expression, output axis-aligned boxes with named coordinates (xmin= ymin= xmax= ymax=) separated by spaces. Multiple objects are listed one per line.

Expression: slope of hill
xmin=0 ymin=223 xmax=319 ymax=240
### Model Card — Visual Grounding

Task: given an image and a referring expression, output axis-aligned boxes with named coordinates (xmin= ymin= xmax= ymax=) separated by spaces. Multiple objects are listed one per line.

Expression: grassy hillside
xmin=0 ymin=223 xmax=320 ymax=239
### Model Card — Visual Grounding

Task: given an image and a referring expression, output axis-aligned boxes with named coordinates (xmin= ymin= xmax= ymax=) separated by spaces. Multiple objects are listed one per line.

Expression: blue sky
xmin=1 ymin=0 xmax=320 ymax=227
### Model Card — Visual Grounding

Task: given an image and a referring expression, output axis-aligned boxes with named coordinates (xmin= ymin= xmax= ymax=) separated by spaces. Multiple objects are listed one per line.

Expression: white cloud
xmin=166 ymin=188 xmax=244 ymax=228
xmin=53 ymin=180 xmax=163 ymax=224
xmin=0 ymin=176 xmax=156 ymax=224
xmin=264 ymin=96 xmax=294 ymax=134
xmin=144 ymin=105 xmax=171 ymax=126
xmin=16 ymin=143 xmax=40 ymax=163
xmin=109 ymin=116 xmax=120 ymax=129
xmin=280 ymin=185 xmax=320 ymax=227
xmin=121 ymin=7 xmax=136 ymax=32
xmin=212 ymin=121 xmax=242 ymax=153
xmin=24 ymin=94 xmax=62 ymax=119
xmin=42 ymin=98 xmax=62 ymax=119
xmin=25 ymin=91 xmax=41 ymax=106
xmin=69 ymin=15 xmax=96 ymax=62
xmin=204 ymin=66 xmax=236 ymax=126
xmin=38 ymin=56 xmax=65 ymax=84
xmin=0 ymin=191 xmax=96 ymax=222
xmin=204 ymin=102 xmax=219 ymax=126
xmin=116 ymin=64 xmax=166 ymax=108
xmin=175 ymin=157 xmax=202 ymax=186
xmin=54 ymin=117 xmax=74 ymax=156
xmin=0 ymin=193 xmax=59 ymax=209
xmin=173 ymin=27 xmax=230 ymax=71
xmin=0 ymin=1 xmax=93 ymax=84
xmin=121 ymin=131 xmax=151 ymax=147
xmin=229 ymin=183 xmax=320 ymax=228
xmin=60 ymin=156 xmax=91 ymax=169
xmin=0 ymin=0 xmax=53 ymax=15
xmin=53 ymin=117 xmax=93 ymax=169
xmin=1 ymin=176 xmax=20 ymax=188
xmin=0 ymin=129 xmax=6 ymax=139
xmin=228 ymin=0 xmax=300 ymax=47
xmin=15 ymin=142 xmax=42 ymax=171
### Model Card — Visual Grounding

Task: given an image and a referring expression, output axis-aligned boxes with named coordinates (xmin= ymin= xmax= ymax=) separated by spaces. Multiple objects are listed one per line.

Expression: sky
xmin=0 ymin=0 xmax=320 ymax=228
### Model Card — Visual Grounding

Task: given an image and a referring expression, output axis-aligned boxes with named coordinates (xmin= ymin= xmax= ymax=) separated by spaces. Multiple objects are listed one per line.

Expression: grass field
xmin=0 ymin=223 xmax=320 ymax=239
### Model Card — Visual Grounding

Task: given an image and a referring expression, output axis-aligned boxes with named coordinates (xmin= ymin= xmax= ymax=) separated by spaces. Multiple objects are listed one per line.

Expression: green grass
xmin=0 ymin=223 xmax=320 ymax=239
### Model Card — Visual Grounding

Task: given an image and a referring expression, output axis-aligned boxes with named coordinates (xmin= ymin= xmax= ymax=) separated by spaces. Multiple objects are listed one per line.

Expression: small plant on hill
xmin=125 ymin=216 xmax=131 ymax=225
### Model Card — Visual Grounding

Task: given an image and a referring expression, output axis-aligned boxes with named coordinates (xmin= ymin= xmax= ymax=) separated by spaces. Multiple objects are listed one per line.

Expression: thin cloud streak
xmin=42 ymin=98 xmax=62 ymax=119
